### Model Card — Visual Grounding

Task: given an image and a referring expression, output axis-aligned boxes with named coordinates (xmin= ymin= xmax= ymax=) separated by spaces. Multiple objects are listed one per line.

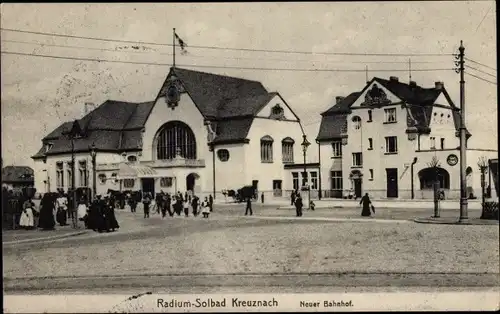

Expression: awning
xmin=116 ymin=163 xmax=162 ymax=180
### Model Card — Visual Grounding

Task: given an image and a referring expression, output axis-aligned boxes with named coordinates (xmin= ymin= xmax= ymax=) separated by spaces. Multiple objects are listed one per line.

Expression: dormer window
xmin=352 ymin=116 xmax=362 ymax=130
xmin=127 ymin=155 xmax=137 ymax=163
xmin=45 ymin=143 xmax=53 ymax=153
xmin=270 ymin=104 xmax=285 ymax=120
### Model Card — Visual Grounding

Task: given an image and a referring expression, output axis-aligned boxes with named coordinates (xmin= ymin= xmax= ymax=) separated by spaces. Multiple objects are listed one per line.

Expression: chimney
xmin=336 ymin=96 xmax=345 ymax=104
xmin=84 ymin=102 xmax=95 ymax=115
xmin=389 ymin=76 xmax=399 ymax=82
xmin=435 ymin=81 xmax=444 ymax=90
xmin=409 ymin=81 xmax=417 ymax=87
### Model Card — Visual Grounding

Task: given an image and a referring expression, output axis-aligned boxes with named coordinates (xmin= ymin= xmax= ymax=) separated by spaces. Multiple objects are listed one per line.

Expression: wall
xmin=318 ymin=141 xmax=343 ymax=198
xmin=141 ymin=91 xmax=212 ymax=195
xmin=213 ymin=143 xmax=248 ymax=193
xmin=255 ymin=94 xmax=299 ymax=121
xmin=245 ymin=117 xmax=304 ymax=199
xmin=36 ymin=152 xmax=123 ymax=195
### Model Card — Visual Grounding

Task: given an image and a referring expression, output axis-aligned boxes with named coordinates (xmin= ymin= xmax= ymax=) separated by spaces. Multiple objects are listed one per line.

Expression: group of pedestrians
xmin=132 ymin=191 xmax=213 ymax=219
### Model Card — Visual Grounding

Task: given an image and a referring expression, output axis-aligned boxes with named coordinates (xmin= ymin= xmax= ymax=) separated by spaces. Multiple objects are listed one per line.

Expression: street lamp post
xmin=42 ymin=155 xmax=50 ymax=193
xmin=301 ymin=135 xmax=311 ymax=210
xmin=90 ymin=143 xmax=97 ymax=202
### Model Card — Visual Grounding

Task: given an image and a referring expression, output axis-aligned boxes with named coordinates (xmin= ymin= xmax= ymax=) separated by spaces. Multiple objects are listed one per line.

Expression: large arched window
xmin=418 ymin=167 xmax=450 ymax=189
xmin=155 ymin=121 xmax=197 ymax=160
xmin=261 ymin=135 xmax=274 ymax=163
xmin=281 ymin=137 xmax=294 ymax=163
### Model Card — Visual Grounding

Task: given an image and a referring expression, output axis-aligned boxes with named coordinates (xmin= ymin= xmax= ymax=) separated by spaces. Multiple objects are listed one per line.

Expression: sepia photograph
xmin=1 ymin=1 xmax=498 ymax=312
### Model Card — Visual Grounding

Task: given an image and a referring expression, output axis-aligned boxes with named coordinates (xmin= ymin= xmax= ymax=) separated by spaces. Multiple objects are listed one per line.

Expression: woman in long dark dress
xmin=38 ymin=194 xmax=56 ymax=230
xmin=359 ymin=193 xmax=373 ymax=217
xmin=103 ymin=197 xmax=120 ymax=232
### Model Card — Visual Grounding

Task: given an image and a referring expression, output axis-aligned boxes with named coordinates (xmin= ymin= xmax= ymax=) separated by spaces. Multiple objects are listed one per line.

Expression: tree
xmin=477 ymin=156 xmax=488 ymax=217
xmin=427 ymin=156 xmax=441 ymax=218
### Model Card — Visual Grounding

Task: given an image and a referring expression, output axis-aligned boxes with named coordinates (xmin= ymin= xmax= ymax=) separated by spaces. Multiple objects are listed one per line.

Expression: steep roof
xmin=317 ymin=77 xmax=469 ymax=141
xmin=34 ymin=68 xmax=289 ymax=158
xmin=33 ymin=101 xmax=154 ymax=158
xmin=2 ymin=166 xmax=34 ymax=183
xmin=167 ymin=67 xmax=270 ymax=119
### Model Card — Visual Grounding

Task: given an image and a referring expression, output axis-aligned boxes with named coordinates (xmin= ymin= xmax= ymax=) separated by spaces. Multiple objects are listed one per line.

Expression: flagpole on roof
xmin=173 ymin=28 xmax=176 ymax=68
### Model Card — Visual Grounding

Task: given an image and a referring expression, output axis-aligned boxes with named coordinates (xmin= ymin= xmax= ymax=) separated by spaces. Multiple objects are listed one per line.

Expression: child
xmin=310 ymin=200 xmax=315 ymax=211
xmin=183 ymin=199 xmax=190 ymax=217
xmin=201 ymin=197 xmax=210 ymax=218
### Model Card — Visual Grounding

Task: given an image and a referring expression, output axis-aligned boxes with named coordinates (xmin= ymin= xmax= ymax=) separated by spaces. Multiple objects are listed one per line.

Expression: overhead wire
xmin=1 ymin=27 xmax=453 ymax=57
xmin=465 ymin=71 xmax=497 ymax=85
xmin=0 ymin=50 xmax=456 ymax=72
xmin=1 ymin=38 xmax=447 ymax=65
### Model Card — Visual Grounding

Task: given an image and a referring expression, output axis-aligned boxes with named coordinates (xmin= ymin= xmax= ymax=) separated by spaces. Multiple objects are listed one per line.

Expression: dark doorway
xmin=386 ymin=168 xmax=398 ymax=198
xmin=353 ymin=179 xmax=362 ymax=198
xmin=252 ymin=180 xmax=259 ymax=199
xmin=141 ymin=178 xmax=155 ymax=196
xmin=273 ymin=180 xmax=282 ymax=196
xmin=186 ymin=173 xmax=198 ymax=192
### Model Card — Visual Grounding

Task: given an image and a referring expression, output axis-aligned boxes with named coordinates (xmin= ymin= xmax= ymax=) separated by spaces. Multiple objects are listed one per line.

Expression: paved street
xmin=3 ymin=204 xmax=499 ymax=293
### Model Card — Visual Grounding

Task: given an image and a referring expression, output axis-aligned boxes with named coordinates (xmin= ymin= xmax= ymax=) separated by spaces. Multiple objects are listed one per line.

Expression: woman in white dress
xmin=77 ymin=196 xmax=88 ymax=221
xmin=201 ymin=197 xmax=210 ymax=218
xmin=19 ymin=198 xmax=35 ymax=229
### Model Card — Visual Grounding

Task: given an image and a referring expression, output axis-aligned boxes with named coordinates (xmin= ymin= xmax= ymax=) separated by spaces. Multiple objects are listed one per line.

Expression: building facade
xmin=1 ymin=166 xmax=34 ymax=190
xmin=32 ymin=67 xmax=308 ymax=200
xmin=316 ymin=76 xmax=498 ymax=200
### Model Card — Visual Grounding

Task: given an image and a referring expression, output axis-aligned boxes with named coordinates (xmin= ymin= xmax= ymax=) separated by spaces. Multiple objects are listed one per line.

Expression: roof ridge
xmin=174 ymin=67 xmax=263 ymax=84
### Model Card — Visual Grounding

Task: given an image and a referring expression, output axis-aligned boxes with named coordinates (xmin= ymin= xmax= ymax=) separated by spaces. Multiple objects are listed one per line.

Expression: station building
xmin=316 ymin=76 xmax=498 ymax=200
xmin=32 ymin=67 xmax=308 ymax=200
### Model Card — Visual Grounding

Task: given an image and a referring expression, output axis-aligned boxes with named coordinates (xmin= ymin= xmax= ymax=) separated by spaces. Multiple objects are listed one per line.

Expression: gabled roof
xmin=167 ymin=67 xmax=270 ymax=119
xmin=2 ymin=166 xmax=34 ymax=183
xmin=34 ymin=68 xmax=298 ymax=158
xmin=317 ymin=77 xmax=469 ymax=141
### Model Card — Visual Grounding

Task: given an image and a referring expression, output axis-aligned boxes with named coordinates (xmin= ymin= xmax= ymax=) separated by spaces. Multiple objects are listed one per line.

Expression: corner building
xmin=316 ymin=76 xmax=498 ymax=200
xmin=32 ymin=67 xmax=306 ymax=199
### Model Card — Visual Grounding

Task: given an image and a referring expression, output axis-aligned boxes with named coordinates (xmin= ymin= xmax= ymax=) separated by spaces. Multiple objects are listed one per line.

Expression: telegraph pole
xmin=455 ymin=40 xmax=468 ymax=221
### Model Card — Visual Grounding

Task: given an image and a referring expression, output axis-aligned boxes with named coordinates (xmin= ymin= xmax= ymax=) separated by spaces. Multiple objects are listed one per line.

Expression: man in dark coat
xmin=244 ymin=197 xmax=253 ymax=216
xmin=192 ymin=196 xmax=199 ymax=217
xmin=143 ymin=193 xmax=151 ymax=218
xmin=359 ymin=193 xmax=373 ymax=217
xmin=295 ymin=195 xmax=303 ymax=217
xmin=291 ymin=191 xmax=296 ymax=206
xmin=38 ymin=193 xmax=56 ymax=230
xmin=209 ymin=194 xmax=214 ymax=212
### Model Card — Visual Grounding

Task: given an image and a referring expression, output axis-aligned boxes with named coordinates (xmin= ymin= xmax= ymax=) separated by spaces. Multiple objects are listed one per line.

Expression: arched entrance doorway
xmin=349 ymin=170 xmax=363 ymax=198
xmin=186 ymin=173 xmax=200 ymax=193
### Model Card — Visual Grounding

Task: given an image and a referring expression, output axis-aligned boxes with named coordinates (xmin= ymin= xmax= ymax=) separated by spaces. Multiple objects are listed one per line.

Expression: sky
xmin=1 ymin=2 xmax=497 ymax=168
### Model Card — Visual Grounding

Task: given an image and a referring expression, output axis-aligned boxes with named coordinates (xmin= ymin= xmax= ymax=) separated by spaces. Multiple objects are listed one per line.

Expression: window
xmin=67 ymin=167 xmax=73 ymax=189
xmin=281 ymin=138 xmax=294 ymax=163
xmin=352 ymin=153 xmax=363 ymax=167
xmin=260 ymin=135 xmax=274 ymax=162
xmin=384 ymin=108 xmax=397 ymax=123
xmin=78 ymin=160 xmax=88 ymax=187
xmin=352 ymin=116 xmax=361 ymax=130
xmin=127 ymin=155 xmax=137 ymax=163
xmin=311 ymin=172 xmax=318 ymax=190
xmin=270 ymin=104 xmax=285 ymax=119
xmin=301 ymin=171 xmax=308 ymax=187
xmin=155 ymin=121 xmax=197 ymax=160
xmin=385 ymin=136 xmax=398 ymax=154
xmin=98 ymin=173 xmax=107 ymax=184
xmin=440 ymin=138 xmax=445 ymax=150
xmin=419 ymin=167 xmax=450 ymax=189
xmin=331 ymin=141 xmax=342 ymax=157
xmin=367 ymin=110 xmax=373 ymax=122
xmin=292 ymin=172 xmax=299 ymax=191
xmin=369 ymin=169 xmax=374 ymax=180
xmin=430 ymin=137 xmax=436 ymax=150
xmin=368 ymin=138 xmax=373 ymax=150
xmin=123 ymin=179 xmax=135 ymax=188
xmin=330 ymin=171 xmax=343 ymax=190
xmin=56 ymin=162 xmax=64 ymax=189
xmin=160 ymin=177 xmax=173 ymax=187
xmin=217 ymin=149 xmax=230 ymax=162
